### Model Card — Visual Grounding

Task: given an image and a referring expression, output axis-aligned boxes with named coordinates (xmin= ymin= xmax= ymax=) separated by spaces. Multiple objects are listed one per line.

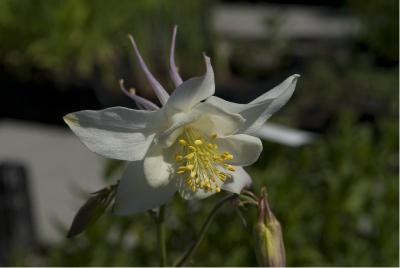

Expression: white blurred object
xmin=213 ymin=3 xmax=360 ymax=40
xmin=255 ymin=123 xmax=317 ymax=147
xmin=0 ymin=120 xmax=106 ymax=244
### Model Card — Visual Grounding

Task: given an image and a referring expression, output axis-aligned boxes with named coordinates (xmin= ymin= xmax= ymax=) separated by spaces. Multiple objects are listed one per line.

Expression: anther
xmin=186 ymin=164 xmax=194 ymax=170
xmin=225 ymin=153 xmax=233 ymax=160
xmin=179 ymin=139 xmax=187 ymax=146
xmin=194 ymin=139 xmax=203 ymax=145
xmin=185 ymin=153 xmax=195 ymax=160
xmin=225 ymin=164 xmax=236 ymax=171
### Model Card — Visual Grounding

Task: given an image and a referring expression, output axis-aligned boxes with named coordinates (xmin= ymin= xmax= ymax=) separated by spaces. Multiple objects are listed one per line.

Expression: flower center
xmin=174 ymin=127 xmax=235 ymax=193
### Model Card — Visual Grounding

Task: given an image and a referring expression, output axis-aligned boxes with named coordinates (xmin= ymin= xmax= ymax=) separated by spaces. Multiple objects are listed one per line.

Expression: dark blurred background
xmin=0 ymin=0 xmax=398 ymax=266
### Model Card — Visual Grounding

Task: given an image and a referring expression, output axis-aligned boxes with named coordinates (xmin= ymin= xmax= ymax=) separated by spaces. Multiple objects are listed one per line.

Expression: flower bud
xmin=253 ymin=189 xmax=285 ymax=267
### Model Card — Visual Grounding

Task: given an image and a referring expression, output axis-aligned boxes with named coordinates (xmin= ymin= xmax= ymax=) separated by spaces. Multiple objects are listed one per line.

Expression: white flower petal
xmin=216 ymin=134 xmax=263 ymax=166
xmin=222 ymin=166 xmax=252 ymax=194
xmin=192 ymin=102 xmax=245 ymax=136
xmin=205 ymin=74 xmax=300 ymax=134
xmin=143 ymin=145 xmax=173 ymax=187
xmin=250 ymin=74 xmax=299 ymax=104
xmin=178 ymin=187 xmax=215 ymax=200
xmin=114 ymin=161 xmax=177 ymax=215
xmin=63 ymin=107 xmax=161 ymax=161
xmin=166 ymin=54 xmax=215 ymax=112
xmin=177 ymin=177 xmax=221 ymax=200
xmin=155 ymin=110 xmax=202 ymax=148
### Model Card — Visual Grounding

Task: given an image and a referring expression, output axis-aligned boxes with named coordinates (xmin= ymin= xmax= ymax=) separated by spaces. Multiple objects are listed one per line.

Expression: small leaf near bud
xmin=67 ymin=183 xmax=117 ymax=238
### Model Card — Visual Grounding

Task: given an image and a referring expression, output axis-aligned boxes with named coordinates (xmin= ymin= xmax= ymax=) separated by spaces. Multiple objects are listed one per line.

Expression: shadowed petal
xmin=222 ymin=166 xmax=252 ymax=194
xmin=114 ymin=161 xmax=177 ymax=215
xmin=216 ymin=134 xmax=263 ymax=166
xmin=177 ymin=175 xmax=222 ymax=200
xmin=177 ymin=166 xmax=252 ymax=199
xmin=143 ymin=145 xmax=173 ymax=187
xmin=192 ymin=101 xmax=245 ymax=136
xmin=205 ymin=74 xmax=300 ymax=134
xmin=166 ymin=54 xmax=215 ymax=112
xmin=178 ymin=184 xmax=216 ymax=200
xmin=155 ymin=109 xmax=202 ymax=148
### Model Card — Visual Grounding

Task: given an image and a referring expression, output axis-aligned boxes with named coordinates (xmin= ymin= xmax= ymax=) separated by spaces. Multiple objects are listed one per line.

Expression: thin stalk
xmin=242 ymin=189 xmax=258 ymax=200
xmin=174 ymin=194 xmax=236 ymax=267
xmin=239 ymin=195 xmax=259 ymax=206
xmin=239 ymin=200 xmax=259 ymax=206
xmin=156 ymin=205 xmax=167 ymax=267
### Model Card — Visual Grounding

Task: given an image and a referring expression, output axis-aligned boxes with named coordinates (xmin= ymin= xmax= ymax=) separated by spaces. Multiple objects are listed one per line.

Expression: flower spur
xmin=64 ymin=25 xmax=300 ymax=215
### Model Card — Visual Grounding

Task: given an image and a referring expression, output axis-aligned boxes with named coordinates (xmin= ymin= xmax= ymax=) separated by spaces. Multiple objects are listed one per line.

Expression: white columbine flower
xmin=64 ymin=26 xmax=299 ymax=215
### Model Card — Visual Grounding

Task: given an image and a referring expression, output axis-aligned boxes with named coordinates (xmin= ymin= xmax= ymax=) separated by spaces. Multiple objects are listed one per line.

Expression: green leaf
xmin=67 ymin=185 xmax=116 ymax=238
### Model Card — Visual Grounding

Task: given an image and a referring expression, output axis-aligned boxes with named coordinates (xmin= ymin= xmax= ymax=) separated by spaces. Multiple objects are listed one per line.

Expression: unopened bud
xmin=253 ymin=188 xmax=285 ymax=267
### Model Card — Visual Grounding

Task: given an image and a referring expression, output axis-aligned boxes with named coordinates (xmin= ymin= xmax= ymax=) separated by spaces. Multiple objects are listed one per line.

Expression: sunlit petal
xmin=64 ymin=107 xmax=161 ymax=161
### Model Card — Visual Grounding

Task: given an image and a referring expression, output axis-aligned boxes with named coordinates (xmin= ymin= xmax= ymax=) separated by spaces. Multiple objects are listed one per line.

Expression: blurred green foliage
xmin=3 ymin=0 xmax=398 ymax=266
xmin=0 ymin=0 xmax=213 ymax=92
xmin=280 ymin=56 xmax=399 ymax=129
xmin=253 ymin=114 xmax=398 ymax=266
xmin=348 ymin=0 xmax=398 ymax=62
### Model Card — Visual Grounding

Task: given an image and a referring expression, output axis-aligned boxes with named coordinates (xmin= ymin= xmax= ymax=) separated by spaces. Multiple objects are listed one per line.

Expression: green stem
xmin=174 ymin=194 xmax=236 ymax=267
xmin=156 ymin=205 xmax=167 ymax=267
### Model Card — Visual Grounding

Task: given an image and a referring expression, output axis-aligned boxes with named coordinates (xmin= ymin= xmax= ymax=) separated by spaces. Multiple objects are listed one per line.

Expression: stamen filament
xmin=174 ymin=127 xmax=235 ymax=193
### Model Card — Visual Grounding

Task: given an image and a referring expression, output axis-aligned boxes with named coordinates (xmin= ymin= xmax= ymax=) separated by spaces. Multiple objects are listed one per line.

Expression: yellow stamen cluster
xmin=175 ymin=128 xmax=235 ymax=193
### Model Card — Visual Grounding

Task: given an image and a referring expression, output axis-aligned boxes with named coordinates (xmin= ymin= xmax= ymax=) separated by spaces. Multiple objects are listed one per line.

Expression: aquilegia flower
xmin=64 ymin=26 xmax=299 ymax=215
